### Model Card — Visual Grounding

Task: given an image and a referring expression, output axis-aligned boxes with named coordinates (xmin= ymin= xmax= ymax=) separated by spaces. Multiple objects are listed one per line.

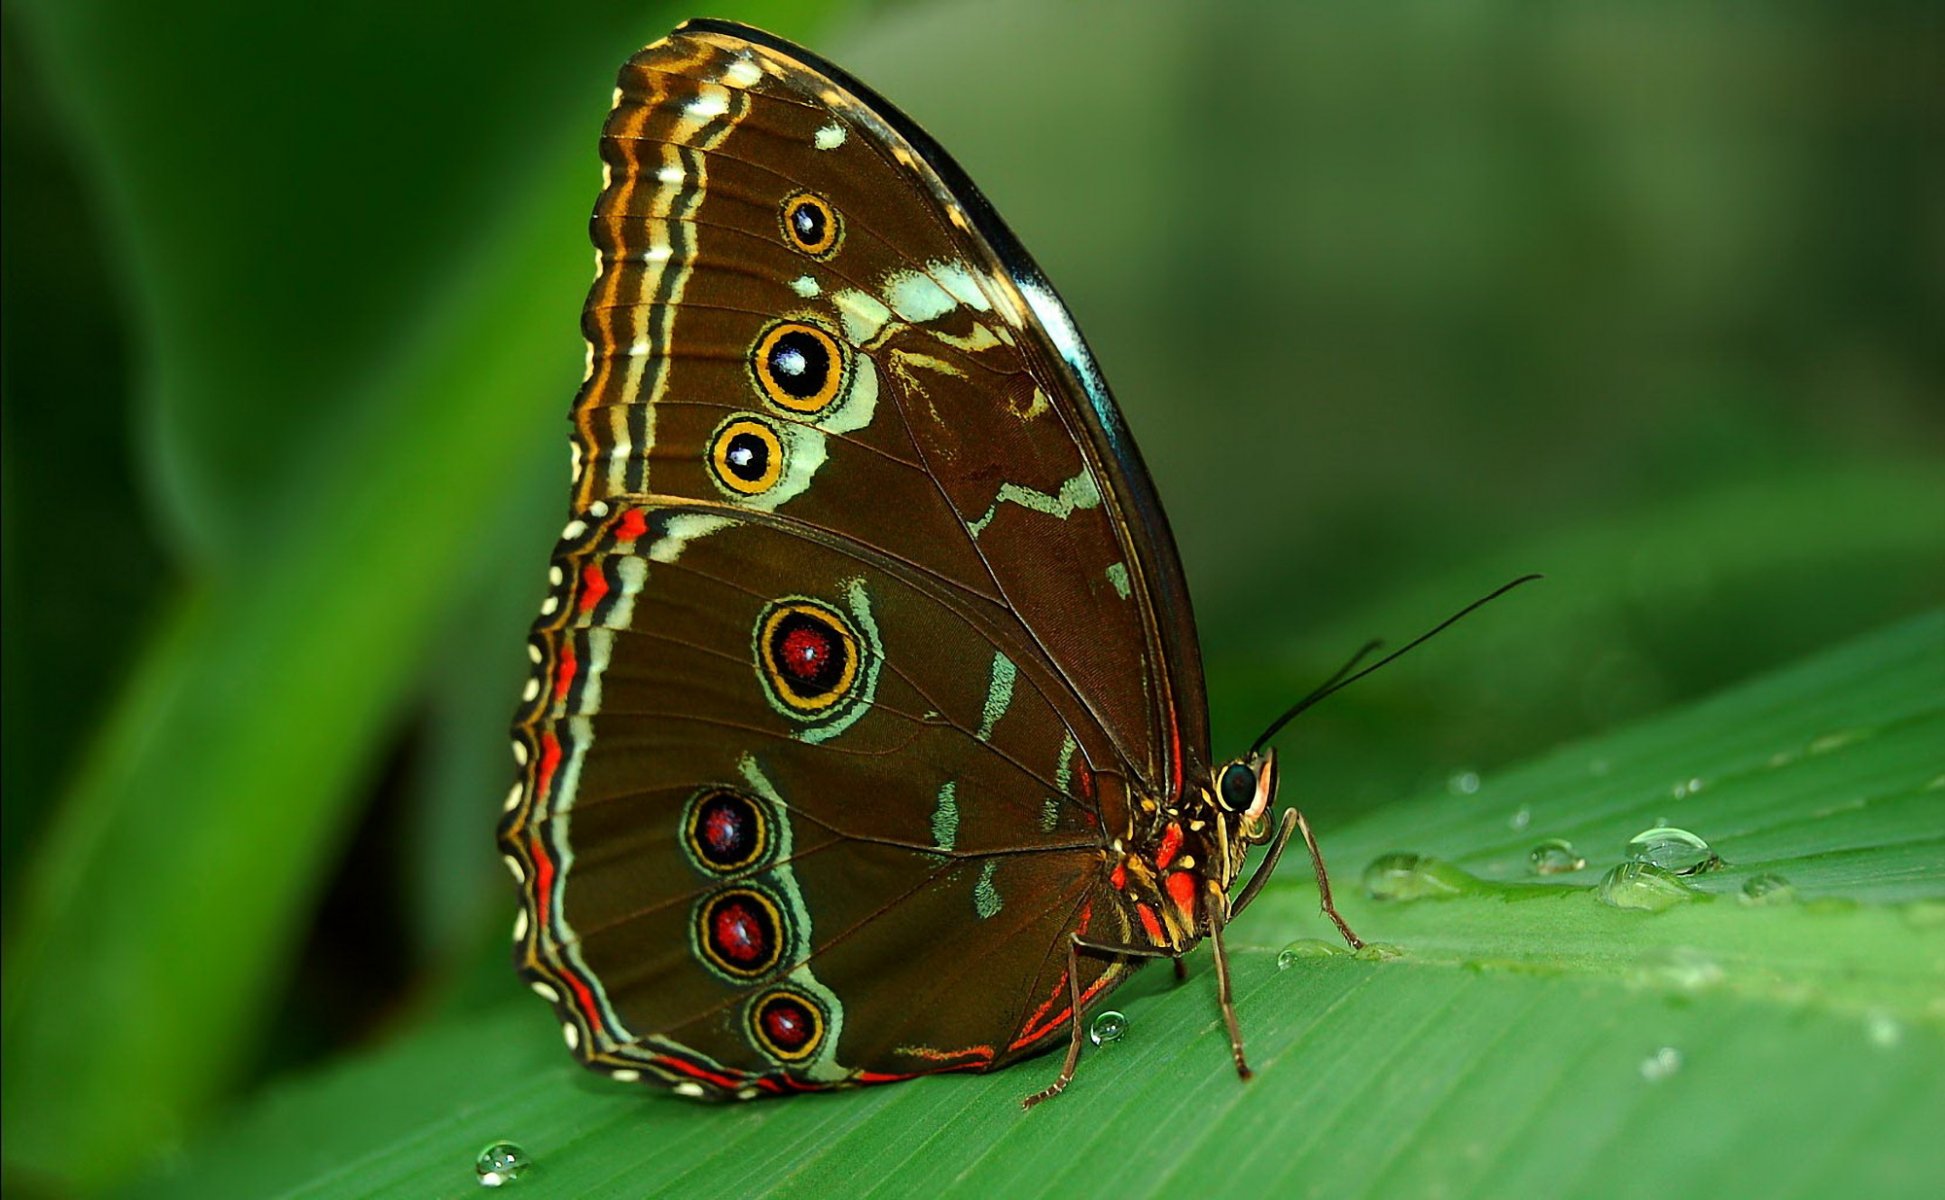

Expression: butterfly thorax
xmin=1101 ymin=783 xmax=1253 ymax=953
xmin=1101 ymin=750 xmax=1280 ymax=952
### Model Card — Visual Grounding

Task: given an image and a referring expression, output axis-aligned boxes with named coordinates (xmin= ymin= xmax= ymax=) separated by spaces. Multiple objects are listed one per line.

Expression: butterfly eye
xmin=779 ymin=191 xmax=842 ymax=258
xmin=1218 ymin=762 xmax=1257 ymax=811
xmin=751 ymin=321 xmax=847 ymax=415
xmin=709 ymin=416 xmax=785 ymax=495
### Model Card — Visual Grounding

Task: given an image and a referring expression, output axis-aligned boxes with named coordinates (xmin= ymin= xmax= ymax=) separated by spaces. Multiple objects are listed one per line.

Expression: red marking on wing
xmin=897 ymin=1044 xmax=997 ymax=1064
xmin=779 ymin=626 xmax=831 ymax=678
xmin=652 ymin=1054 xmax=749 ymax=1092
xmin=537 ymin=731 xmax=562 ymax=803
xmin=1155 ymin=822 xmax=1183 ymax=869
xmin=1137 ymin=903 xmax=1164 ymax=945
xmin=553 ymin=641 xmax=578 ymax=703
xmin=1011 ymin=973 xmax=1119 ymax=1051
xmin=578 ymin=561 xmax=609 ymax=612
xmin=1166 ymin=870 xmax=1197 ymax=919
xmin=712 ymin=899 xmax=768 ymax=965
xmin=613 ymin=508 xmax=648 ymax=543
xmin=1109 ymin=861 xmax=1127 ymax=891
xmin=530 ymin=836 xmax=554 ymax=926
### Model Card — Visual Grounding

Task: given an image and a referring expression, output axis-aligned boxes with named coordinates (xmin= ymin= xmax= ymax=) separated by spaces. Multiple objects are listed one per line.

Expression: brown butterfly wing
xmin=501 ymin=22 xmax=1201 ymax=1094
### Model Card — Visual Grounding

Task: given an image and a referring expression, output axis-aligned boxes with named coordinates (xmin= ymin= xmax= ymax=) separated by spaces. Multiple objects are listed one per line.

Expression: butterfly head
xmin=1214 ymin=749 xmax=1278 ymax=845
xmin=1185 ymin=748 xmax=1279 ymax=906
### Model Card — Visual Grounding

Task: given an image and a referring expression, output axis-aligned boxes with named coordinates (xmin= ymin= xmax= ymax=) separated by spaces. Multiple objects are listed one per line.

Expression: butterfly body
xmin=499 ymin=20 xmax=1354 ymax=1105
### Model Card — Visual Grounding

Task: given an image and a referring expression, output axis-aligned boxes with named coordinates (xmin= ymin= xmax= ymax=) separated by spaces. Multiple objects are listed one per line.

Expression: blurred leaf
xmin=0 ymin=2 xmax=845 ymax=1192
xmin=0 ymin=14 xmax=166 ymax=897
xmin=134 ymin=614 xmax=1945 ymax=1199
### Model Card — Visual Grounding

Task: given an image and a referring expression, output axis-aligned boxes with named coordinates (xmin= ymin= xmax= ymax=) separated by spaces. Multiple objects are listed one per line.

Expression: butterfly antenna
xmin=1248 ymin=574 xmax=1544 ymax=755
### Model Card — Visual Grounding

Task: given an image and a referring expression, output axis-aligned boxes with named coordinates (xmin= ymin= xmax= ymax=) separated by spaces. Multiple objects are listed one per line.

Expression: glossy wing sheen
xmin=501 ymin=22 xmax=1199 ymax=1094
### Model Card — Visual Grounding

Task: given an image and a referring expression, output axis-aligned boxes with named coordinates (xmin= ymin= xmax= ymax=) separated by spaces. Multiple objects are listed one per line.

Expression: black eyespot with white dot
xmin=708 ymin=417 xmax=785 ymax=496
xmin=779 ymin=191 xmax=841 ymax=258
xmin=751 ymin=322 xmax=846 ymax=415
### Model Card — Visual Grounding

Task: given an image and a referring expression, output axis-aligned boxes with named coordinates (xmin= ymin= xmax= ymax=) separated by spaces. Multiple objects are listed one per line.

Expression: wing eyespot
xmin=751 ymin=320 xmax=848 ymax=415
xmin=780 ymin=190 xmax=842 ymax=258
xmin=693 ymin=885 xmax=788 ymax=980
xmin=708 ymin=415 xmax=786 ymax=495
xmin=748 ymin=988 xmax=828 ymax=1062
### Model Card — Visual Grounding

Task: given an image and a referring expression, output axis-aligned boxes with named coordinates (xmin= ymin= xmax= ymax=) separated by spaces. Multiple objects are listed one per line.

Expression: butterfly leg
xmin=1207 ymin=906 xmax=1251 ymax=1079
xmin=1022 ymin=933 xmax=1176 ymax=1110
xmin=1231 ymin=808 xmax=1364 ymax=949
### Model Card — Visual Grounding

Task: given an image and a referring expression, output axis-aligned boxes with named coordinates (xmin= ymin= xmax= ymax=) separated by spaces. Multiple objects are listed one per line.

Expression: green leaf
xmin=135 ymin=615 xmax=1945 ymax=1199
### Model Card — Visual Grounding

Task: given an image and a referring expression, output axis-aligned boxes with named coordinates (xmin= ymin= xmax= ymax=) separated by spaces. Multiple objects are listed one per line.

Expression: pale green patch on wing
xmin=831 ymin=288 xmax=892 ymax=345
xmin=731 ymin=754 xmax=848 ymax=1081
xmin=967 ymin=468 xmax=1102 ymax=538
xmin=1054 ymin=733 xmax=1077 ymax=794
xmin=1039 ymin=795 xmax=1061 ymax=834
xmin=927 ymin=261 xmax=993 ymax=312
xmin=973 ymin=860 xmax=1002 ymax=919
xmin=931 ymin=781 xmax=958 ymax=852
xmin=978 ymin=652 xmax=1016 ymax=741
xmin=884 ymin=269 xmax=959 ymax=323
xmin=1106 ymin=562 xmax=1131 ymax=599
xmin=818 ymin=353 xmax=878 ymax=436
xmin=648 ymin=515 xmax=730 ymax=563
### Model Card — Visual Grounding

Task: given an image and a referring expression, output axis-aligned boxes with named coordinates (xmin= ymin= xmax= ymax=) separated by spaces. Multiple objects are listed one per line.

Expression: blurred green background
xmin=3 ymin=0 xmax=1939 ymax=1194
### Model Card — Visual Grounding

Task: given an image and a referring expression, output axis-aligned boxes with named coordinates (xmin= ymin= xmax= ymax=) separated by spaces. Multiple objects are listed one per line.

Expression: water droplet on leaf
xmin=1363 ymin=852 xmax=1471 ymax=901
xmin=1277 ymin=939 xmax=1347 ymax=969
xmin=1639 ymin=1046 xmax=1683 ymax=1083
xmin=1739 ymin=872 xmax=1796 ymax=906
xmin=1508 ymin=805 xmax=1531 ymax=831
xmin=1089 ymin=1010 xmax=1127 ymax=1046
xmin=1352 ymin=942 xmax=1404 ymax=962
xmin=1528 ymin=838 xmax=1586 ymax=875
xmin=476 ymin=1142 xmax=531 ymax=1188
xmin=1625 ymin=826 xmax=1721 ymax=875
xmin=1448 ymin=770 xmax=1481 ymax=795
xmin=1864 ymin=1011 xmax=1903 ymax=1049
xmin=1597 ymin=862 xmax=1696 ymax=912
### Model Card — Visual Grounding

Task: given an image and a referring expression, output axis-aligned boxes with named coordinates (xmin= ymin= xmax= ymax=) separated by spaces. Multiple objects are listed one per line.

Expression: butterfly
xmin=497 ymin=18 xmax=1368 ymax=1108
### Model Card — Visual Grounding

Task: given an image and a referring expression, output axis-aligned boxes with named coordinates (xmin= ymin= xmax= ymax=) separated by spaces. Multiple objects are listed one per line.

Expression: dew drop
xmin=1639 ymin=1046 xmax=1683 ymax=1083
xmin=1362 ymin=852 xmax=1470 ymax=901
xmin=1089 ymin=1010 xmax=1128 ymax=1046
xmin=1528 ymin=838 xmax=1586 ymax=875
xmin=1864 ymin=1010 xmax=1903 ymax=1049
xmin=1739 ymin=872 xmax=1796 ymax=906
xmin=1624 ymin=826 xmax=1721 ymax=875
xmin=476 ymin=1142 xmax=531 ymax=1188
xmin=1352 ymin=941 xmax=1404 ymax=962
xmin=1635 ymin=945 xmax=1724 ymax=993
xmin=1448 ymin=769 xmax=1481 ymax=795
xmin=1508 ymin=806 xmax=1532 ymax=832
xmin=1277 ymin=938 xmax=1347 ymax=968
xmin=1597 ymin=862 xmax=1696 ymax=912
